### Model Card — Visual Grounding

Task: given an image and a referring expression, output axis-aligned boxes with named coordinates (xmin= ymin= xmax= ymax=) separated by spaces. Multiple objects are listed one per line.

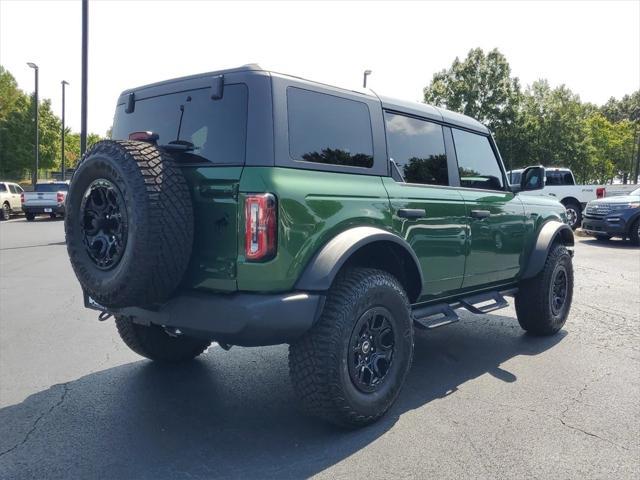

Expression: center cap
xmin=362 ymin=340 xmax=371 ymax=354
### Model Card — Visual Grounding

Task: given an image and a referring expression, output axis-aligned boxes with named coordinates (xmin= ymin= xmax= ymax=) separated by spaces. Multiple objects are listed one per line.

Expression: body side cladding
xmin=521 ymin=220 xmax=574 ymax=279
xmin=295 ymin=226 xmax=424 ymax=301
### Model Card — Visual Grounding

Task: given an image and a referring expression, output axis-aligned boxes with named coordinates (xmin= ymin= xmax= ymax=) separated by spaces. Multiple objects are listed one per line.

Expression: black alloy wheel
xmin=80 ymin=178 xmax=128 ymax=270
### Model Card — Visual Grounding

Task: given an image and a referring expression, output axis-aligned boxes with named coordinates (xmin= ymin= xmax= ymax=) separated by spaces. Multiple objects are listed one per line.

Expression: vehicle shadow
xmin=580 ymin=238 xmax=637 ymax=249
xmin=0 ymin=314 xmax=565 ymax=479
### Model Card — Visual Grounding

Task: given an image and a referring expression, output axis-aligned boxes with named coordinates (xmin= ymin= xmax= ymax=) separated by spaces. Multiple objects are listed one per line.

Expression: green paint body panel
xmin=236 ymin=167 xmax=391 ymax=292
xmin=179 ymin=164 xmax=567 ymax=302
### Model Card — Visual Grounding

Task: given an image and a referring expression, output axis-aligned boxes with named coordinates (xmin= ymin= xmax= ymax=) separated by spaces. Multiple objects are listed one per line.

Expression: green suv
xmin=65 ymin=65 xmax=574 ymax=427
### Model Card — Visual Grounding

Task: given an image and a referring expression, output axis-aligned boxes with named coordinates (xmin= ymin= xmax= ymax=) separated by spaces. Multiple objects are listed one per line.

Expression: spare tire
xmin=65 ymin=140 xmax=194 ymax=308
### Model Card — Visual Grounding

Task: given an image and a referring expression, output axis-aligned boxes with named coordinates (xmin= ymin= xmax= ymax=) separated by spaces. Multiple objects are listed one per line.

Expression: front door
xmin=449 ymin=128 xmax=526 ymax=288
xmin=382 ymin=112 xmax=467 ymax=301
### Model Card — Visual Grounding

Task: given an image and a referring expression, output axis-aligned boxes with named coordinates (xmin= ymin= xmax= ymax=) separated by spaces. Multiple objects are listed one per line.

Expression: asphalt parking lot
xmin=0 ymin=217 xmax=639 ymax=479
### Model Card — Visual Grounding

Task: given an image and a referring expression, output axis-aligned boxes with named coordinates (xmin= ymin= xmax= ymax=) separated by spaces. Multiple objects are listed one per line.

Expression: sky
xmin=1 ymin=0 xmax=639 ymax=136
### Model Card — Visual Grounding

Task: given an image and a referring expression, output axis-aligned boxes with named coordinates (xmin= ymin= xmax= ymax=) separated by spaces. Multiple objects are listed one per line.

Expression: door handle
xmin=398 ymin=208 xmax=426 ymax=219
xmin=470 ymin=209 xmax=491 ymax=219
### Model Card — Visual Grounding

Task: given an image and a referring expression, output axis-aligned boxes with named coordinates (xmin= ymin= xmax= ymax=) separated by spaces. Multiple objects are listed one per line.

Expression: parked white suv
xmin=0 ymin=181 xmax=24 ymax=220
xmin=508 ymin=167 xmax=605 ymax=229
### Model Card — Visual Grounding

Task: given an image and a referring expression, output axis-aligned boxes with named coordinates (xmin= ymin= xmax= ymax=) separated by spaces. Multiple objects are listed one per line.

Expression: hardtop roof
xmin=118 ymin=64 xmax=489 ymax=135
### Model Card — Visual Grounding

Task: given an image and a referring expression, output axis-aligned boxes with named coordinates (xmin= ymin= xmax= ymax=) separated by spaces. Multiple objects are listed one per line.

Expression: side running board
xmin=412 ymin=288 xmax=517 ymax=330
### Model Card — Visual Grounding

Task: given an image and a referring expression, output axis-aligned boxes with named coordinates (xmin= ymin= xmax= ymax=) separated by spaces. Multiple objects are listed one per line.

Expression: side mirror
xmin=514 ymin=166 xmax=545 ymax=192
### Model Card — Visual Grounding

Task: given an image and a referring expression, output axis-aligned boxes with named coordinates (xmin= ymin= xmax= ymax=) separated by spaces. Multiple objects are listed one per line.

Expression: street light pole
xmin=61 ymin=80 xmax=69 ymax=180
xmin=27 ymin=62 xmax=39 ymax=186
xmin=80 ymin=0 xmax=88 ymax=155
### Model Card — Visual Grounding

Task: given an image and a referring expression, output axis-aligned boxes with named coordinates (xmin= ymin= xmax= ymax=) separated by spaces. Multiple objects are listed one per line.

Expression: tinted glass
xmin=0 ymin=184 xmax=6 ymax=192
xmin=385 ymin=112 xmax=448 ymax=185
xmin=508 ymin=171 xmax=522 ymax=184
xmin=288 ymin=87 xmax=373 ymax=168
xmin=546 ymin=171 xmax=574 ymax=186
xmin=35 ymin=183 xmax=69 ymax=192
xmin=9 ymin=185 xmax=18 ymax=193
xmin=112 ymin=84 xmax=248 ymax=165
xmin=452 ymin=129 xmax=504 ymax=190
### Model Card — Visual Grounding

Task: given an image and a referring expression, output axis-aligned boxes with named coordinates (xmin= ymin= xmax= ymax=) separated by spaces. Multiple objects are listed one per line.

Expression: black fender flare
xmin=295 ymin=226 xmax=423 ymax=297
xmin=522 ymin=220 xmax=574 ymax=279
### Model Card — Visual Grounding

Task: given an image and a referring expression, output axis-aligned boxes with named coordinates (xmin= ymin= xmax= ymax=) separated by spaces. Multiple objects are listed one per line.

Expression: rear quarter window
xmin=112 ymin=84 xmax=248 ymax=165
xmin=287 ymin=87 xmax=373 ymax=168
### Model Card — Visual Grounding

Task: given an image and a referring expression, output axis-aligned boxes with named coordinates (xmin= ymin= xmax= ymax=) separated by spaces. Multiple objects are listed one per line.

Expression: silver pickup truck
xmin=22 ymin=182 xmax=69 ymax=221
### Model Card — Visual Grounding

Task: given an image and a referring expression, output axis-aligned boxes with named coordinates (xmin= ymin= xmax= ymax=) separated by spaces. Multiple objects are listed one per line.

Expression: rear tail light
xmin=57 ymin=192 xmax=65 ymax=203
xmin=20 ymin=193 xmax=24 ymax=203
xmin=596 ymin=187 xmax=606 ymax=199
xmin=244 ymin=193 xmax=277 ymax=261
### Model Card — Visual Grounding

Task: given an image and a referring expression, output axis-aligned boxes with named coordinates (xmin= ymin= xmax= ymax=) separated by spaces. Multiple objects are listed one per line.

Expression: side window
xmin=287 ymin=87 xmax=373 ymax=168
xmin=16 ymin=185 xmax=24 ymax=193
xmin=384 ymin=112 xmax=448 ymax=186
xmin=452 ymin=129 xmax=504 ymax=190
xmin=9 ymin=185 xmax=18 ymax=194
xmin=0 ymin=184 xmax=6 ymax=192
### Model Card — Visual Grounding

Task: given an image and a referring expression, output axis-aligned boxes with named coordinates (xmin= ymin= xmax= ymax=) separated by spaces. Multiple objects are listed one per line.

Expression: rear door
xmin=111 ymin=79 xmax=254 ymax=292
xmin=451 ymin=128 xmax=526 ymax=288
xmin=382 ymin=112 xmax=467 ymax=300
xmin=8 ymin=184 xmax=22 ymax=210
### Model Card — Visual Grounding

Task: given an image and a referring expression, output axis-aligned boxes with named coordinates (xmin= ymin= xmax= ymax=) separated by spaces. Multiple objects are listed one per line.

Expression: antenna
xmin=363 ymin=70 xmax=372 ymax=88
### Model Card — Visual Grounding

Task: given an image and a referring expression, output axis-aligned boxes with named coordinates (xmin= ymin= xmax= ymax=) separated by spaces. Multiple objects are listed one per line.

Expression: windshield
xmin=35 ymin=183 xmax=69 ymax=192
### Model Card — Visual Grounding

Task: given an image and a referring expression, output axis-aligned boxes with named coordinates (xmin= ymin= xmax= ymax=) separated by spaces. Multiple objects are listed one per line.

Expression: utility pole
xmin=61 ymin=80 xmax=69 ymax=180
xmin=27 ymin=62 xmax=39 ymax=186
xmin=80 ymin=0 xmax=88 ymax=155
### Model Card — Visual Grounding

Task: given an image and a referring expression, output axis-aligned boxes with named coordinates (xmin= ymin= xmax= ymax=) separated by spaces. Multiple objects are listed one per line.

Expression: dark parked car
xmin=64 ymin=65 xmax=575 ymax=428
xmin=582 ymin=187 xmax=640 ymax=245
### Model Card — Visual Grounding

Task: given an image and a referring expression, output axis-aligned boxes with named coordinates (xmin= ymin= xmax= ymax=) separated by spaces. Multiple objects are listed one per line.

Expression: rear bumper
xmin=86 ymin=290 xmax=324 ymax=347
xmin=23 ymin=204 xmax=65 ymax=215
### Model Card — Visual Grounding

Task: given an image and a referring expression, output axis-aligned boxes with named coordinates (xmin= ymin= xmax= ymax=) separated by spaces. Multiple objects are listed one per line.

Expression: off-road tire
xmin=516 ymin=243 xmax=573 ymax=336
xmin=115 ymin=315 xmax=210 ymax=363
xmin=629 ymin=219 xmax=640 ymax=246
xmin=1 ymin=202 xmax=10 ymax=220
xmin=65 ymin=140 xmax=194 ymax=308
xmin=25 ymin=212 xmax=35 ymax=221
xmin=289 ymin=268 xmax=414 ymax=428
xmin=563 ymin=200 xmax=582 ymax=230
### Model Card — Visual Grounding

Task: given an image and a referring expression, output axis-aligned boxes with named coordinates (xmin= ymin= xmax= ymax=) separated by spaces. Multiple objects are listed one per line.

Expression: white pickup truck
xmin=21 ymin=182 xmax=69 ymax=221
xmin=507 ymin=167 xmax=638 ymax=229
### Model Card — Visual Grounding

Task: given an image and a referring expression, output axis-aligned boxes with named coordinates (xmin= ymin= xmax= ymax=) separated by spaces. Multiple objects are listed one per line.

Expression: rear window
xmin=112 ymin=84 xmax=248 ymax=165
xmin=287 ymin=87 xmax=373 ymax=168
xmin=35 ymin=183 xmax=69 ymax=192
xmin=546 ymin=171 xmax=574 ymax=186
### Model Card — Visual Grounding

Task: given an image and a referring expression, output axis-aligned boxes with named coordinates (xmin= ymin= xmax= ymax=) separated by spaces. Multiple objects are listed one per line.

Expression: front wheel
xmin=515 ymin=244 xmax=573 ymax=335
xmin=630 ymin=219 xmax=640 ymax=246
xmin=595 ymin=234 xmax=611 ymax=242
xmin=289 ymin=268 xmax=414 ymax=428
xmin=115 ymin=316 xmax=210 ymax=363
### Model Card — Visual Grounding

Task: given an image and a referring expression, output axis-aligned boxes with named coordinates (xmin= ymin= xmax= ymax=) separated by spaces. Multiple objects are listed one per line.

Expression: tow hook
xmin=98 ymin=311 xmax=113 ymax=322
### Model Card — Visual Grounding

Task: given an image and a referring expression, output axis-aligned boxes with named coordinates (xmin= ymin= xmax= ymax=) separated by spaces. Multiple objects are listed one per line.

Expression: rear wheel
xmin=1 ymin=202 xmax=10 ymax=220
xmin=516 ymin=244 xmax=573 ymax=335
xmin=563 ymin=200 xmax=582 ymax=230
xmin=115 ymin=316 xmax=210 ymax=363
xmin=25 ymin=212 xmax=35 ymax=221
xmin=630 ymin=219 xmax=640 ymax=246
xmin=289 ymin=268 xmax=414 ymax=428
xmin=49 ymin=213 xmax=57 ymax=219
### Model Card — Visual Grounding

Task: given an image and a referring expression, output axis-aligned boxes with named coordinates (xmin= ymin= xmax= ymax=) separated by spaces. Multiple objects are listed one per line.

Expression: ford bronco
xmin=65 ymin=65 xmax=574 ymax=427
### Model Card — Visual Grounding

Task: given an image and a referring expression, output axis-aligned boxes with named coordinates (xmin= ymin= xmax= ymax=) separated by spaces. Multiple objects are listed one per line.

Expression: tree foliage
xmin=0 ymin=65 xmax=104 ymax=180
xmin=423 ymin=48 xmax=640 ymax=184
